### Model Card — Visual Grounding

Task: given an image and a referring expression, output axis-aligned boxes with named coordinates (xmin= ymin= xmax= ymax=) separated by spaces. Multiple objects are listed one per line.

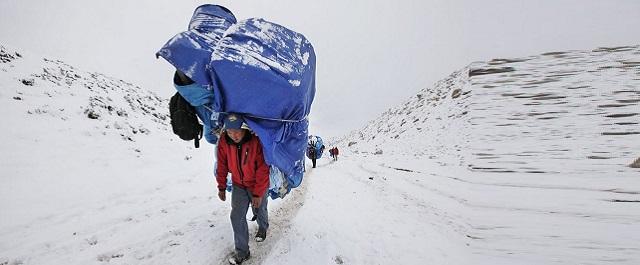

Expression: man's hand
xmin=251 ymin=196 xmax=262 ymax=208
xmin=218 ymin=190 xmax=226 ymax=201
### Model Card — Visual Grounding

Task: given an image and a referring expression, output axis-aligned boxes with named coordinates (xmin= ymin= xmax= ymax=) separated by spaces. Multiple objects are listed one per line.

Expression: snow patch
xmin=289 ymin=79 xmax=301 ymax=86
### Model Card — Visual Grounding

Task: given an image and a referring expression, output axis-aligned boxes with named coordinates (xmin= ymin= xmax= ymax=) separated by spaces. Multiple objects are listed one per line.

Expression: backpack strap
xmin=194 ymin=125 xmax=203 ymax=148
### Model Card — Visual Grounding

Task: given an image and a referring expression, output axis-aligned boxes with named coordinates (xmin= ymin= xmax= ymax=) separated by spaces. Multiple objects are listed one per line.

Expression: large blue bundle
xmin=156 ymin=5 xmax=316 ymax=198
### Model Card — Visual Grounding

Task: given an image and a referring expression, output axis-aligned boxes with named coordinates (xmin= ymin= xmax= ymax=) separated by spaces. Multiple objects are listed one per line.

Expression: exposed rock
xmin=85 ymin=109 xmax=100 ymax=119
xmin=20 ymin=78 xmax=34 ymax=86
xmin=0 ymin=46 xmax=19 ymax=63
xmin=469 ymin=67 xmax=515 ymax=77
xmin=630 ymin=157 xmax=640 ymax=168
xmin=451 ymin=88 xmax=462 ymax=99
xmin=593 ymin=46 xmax=636 ymax=53
xmin=488 ymin=58 xmax=530 ymax=65
xmin=541 ymin=51 xmax=568 ymax=56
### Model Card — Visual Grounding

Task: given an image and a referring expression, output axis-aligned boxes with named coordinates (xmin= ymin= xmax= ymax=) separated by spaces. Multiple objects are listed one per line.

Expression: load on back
xmin=156 ymin=5 xmax=316 ymax=199
xmin=306 ymin=135 xmax=325 ymax=159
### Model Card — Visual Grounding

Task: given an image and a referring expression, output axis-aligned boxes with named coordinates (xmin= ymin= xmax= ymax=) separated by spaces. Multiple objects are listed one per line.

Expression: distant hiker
xmin=330 ymin=147 xmax=337 ymax=161
xmin=216 ymin=113 xmax=270 ymax=265
xmin=308 ymin=144 xmax=317 ymax=168
xmin=334 ymin=147 xmax=339 ymax=161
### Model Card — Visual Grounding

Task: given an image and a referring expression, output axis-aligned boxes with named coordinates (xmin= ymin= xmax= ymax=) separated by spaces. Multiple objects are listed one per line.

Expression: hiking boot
xmin=255 ymin=228 xmax=267 ymax=242
xmin=228 ymin=251 xmax=250 ymax=265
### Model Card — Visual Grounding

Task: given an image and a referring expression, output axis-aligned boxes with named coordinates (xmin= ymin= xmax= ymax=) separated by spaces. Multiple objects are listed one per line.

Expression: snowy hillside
xmin=342 ymin=67 xmax=471 ymax=163
xmin=0 ymin=43 xmax=173 ymax=226
xmin=2 ymin=43 xmax=639 ymax=265
xmin=344 ymin=46 xmax=640 ymax=171
xmin=0 ymin=44 xmax=224 ymax=265
xmin=342 ymin=45 xmax=640 ymax=264
xmin=0 ymin=44 xmax=170 ymax=147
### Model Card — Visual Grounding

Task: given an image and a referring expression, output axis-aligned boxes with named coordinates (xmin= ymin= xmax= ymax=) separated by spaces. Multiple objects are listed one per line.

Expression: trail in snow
xmin=218 ymin=168 xmax=311 ymax=265
xmin=261 ymin=155 xmax=469 ymax=265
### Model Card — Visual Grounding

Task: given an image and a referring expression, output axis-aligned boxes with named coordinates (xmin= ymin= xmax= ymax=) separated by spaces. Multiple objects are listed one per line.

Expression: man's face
xmin=227 ymin=128 xmax=246 ymax=143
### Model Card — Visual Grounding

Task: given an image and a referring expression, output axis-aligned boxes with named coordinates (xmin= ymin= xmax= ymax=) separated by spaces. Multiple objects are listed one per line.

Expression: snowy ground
xmin=2 ymin=43 xmax=640 ymax=265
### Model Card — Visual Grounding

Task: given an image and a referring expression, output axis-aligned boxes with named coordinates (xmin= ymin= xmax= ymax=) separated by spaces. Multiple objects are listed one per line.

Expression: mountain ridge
xmin=343 ymin=44 xmax=640 ymax=174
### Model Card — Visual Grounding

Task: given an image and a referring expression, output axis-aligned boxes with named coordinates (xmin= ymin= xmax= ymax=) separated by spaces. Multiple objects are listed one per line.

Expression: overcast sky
xmin=1 ymin=0 xmax=639 ymax=138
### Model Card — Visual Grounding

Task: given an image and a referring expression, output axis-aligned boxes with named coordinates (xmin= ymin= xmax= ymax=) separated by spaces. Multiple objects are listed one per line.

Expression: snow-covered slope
xmin=340 ymin=45 xmax=640 ymax=264
xmin=1 ymin=43 xmax=172 ymax=228
xmin=342 ymin=67 xmax=471 ymax=164
xmin=0 ymin=44 xmax=219 ymax=265
xmin=0 ymin=45 xmax=169 ymax=135
xmin=2 ymin=42 xmax=639 ymax=265
xmin=344 ymin=46 xmax=640 ymax=172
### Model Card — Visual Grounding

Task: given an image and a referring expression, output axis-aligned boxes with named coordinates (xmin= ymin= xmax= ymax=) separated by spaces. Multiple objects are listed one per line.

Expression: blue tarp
xmin=157 ymin=4 xmax=316 ymax=198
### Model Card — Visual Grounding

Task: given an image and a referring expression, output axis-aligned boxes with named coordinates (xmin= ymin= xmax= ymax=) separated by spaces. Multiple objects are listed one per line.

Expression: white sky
xmin=1 ymin=0 xmax=639 ymax=138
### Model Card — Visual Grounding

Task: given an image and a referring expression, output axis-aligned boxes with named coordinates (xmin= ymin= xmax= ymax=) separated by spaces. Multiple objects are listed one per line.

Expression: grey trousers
xmin=231 ymin=185 xmax=269 ymax=257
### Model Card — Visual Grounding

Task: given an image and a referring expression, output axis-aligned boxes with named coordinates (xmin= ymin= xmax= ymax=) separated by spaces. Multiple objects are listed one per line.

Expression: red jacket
xmin=216 ymin=131 xmax=270 ymax=197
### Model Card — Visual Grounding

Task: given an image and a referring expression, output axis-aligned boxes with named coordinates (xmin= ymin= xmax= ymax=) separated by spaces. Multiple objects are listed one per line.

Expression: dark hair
xmin=174 ymin=70 xmax=194 ymax=86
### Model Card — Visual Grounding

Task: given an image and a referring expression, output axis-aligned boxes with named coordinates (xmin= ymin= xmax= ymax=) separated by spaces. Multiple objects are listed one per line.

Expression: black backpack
xmin=169 ymin=92 xmax=203 ymax=148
